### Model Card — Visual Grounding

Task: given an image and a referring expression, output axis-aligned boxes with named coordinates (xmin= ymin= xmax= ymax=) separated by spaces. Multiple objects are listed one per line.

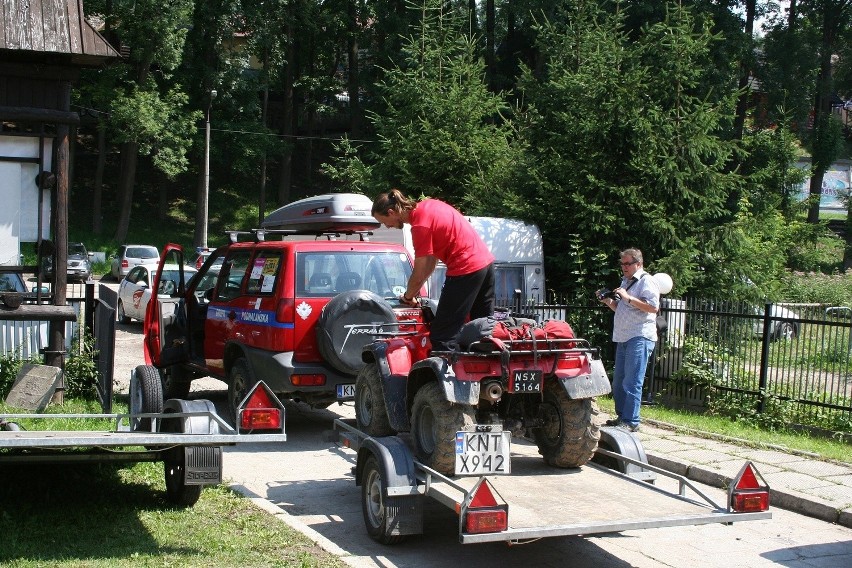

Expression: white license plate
xmin=336 ymin=384 xmax=355 ymax=399
xmin=455 ymin=430 xmax=511 ymax=476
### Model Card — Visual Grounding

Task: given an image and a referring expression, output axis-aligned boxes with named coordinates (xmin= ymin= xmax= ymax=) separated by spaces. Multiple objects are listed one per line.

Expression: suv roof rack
xmin=225 ymin=228 xmax=378 ymax=244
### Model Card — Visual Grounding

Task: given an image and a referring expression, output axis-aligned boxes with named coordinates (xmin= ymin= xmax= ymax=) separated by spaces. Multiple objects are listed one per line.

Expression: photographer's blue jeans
xmin=613 ymin=336 xmax=655 ymax=427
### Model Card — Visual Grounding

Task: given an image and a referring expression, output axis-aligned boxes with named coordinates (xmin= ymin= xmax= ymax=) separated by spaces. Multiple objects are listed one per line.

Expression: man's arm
xmin=403 ymin=255 xmax=438 ymax=301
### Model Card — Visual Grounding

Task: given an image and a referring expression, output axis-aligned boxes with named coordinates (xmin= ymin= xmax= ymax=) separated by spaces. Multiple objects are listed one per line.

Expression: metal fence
xmin=496 ymin=295 xmax=852 ymax=433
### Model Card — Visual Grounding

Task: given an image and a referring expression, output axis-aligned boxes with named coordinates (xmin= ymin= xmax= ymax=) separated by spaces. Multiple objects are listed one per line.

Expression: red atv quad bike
xmin=354 ymin=303 xmax=612 ymax=476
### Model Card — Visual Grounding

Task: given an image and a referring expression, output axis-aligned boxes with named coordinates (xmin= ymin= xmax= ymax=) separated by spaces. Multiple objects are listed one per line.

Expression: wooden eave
xmin=1 ymin=0 xmax=121 ymax=67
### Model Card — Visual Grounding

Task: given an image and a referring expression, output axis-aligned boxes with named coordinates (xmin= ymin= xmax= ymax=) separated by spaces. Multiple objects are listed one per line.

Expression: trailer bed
xmin=335 ymin=419 xmax=771 ymax=544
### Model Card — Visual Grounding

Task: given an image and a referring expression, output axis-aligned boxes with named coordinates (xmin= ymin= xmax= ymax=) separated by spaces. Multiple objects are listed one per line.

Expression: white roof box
xmin=261 ymin=193 xmax=380 ymax=232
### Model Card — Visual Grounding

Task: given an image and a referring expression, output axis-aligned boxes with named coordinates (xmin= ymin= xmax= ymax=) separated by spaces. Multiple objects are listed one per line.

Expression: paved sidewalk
xmin=628 ymin=417 xmax=852 ymax=528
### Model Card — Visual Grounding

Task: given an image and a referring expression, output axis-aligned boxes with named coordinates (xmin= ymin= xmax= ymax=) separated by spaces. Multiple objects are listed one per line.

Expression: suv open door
xmin=144 ymin=243 xmax=188 ymax=365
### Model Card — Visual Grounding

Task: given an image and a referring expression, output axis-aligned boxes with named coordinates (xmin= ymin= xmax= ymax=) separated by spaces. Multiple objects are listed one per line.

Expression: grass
xmin=0 ymin=462 xmax=344 ymax=568
xmin=597 ymin=397 xmax=852 ymax=464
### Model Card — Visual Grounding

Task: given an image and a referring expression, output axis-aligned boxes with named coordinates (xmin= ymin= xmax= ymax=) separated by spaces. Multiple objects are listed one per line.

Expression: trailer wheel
xmin=161 ymin=365 xmax=191 ymax=400
xmin=131 ymin=365 xmax=164 ymax=432
xmin=355 ymin=363 xmax=395 ymax=436
xmin=410 ymin=382 xmax=475 ymax=476
xmin=533 ymin=380 xmax=600 ymax=468
xmin=227 ymin=358 xmax=253 ymax=427
xmin=163 ymin=448 xmax=203 ymax=507
xmin=361 ymin=456 xmax=405 ymax=545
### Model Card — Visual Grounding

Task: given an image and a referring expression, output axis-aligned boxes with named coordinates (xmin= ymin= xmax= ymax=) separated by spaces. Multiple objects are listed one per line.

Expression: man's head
xmin=372 ymin=189 xmax=416 ymax=229
xmin=619 ymin=248 xmax=643 ymax=278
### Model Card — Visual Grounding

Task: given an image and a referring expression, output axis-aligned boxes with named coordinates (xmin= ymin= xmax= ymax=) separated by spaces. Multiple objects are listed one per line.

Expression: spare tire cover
xmin=317 ymin=290 xmax=397 ymax=375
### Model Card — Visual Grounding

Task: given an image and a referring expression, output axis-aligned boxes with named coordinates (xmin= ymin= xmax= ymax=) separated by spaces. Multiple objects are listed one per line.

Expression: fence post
xmin=84 ymin=281 xmax=95 ymax=337
xmin=757 ymin=302 xmax=772 ymax=414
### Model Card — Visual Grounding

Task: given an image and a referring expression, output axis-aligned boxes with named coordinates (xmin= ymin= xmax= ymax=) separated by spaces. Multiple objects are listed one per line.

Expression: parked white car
xmin=754 ymin=304 xmax=800 ymax=341
xmin=117 ymin=263 xmax=196 ymax=323
xmin=110 ymin=244 xmax=160 ymax=279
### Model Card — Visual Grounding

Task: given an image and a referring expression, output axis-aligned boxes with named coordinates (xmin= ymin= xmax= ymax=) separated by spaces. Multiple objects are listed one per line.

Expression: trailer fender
xmin=411 ymin=357 xmax=480 ymax=405
xmin=355 ymin=436 xmax=424 ymax=536
xmin=593 ymin=426 xmax=656 ymax=482
xmin=161 ymin=399 xmax=224 ymax=499
xmin=557 ymin=357 xmax=612 ymax=399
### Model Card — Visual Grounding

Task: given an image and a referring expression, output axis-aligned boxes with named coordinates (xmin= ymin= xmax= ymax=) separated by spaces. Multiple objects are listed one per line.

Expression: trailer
xmin=333 ymin=418 xmax=771 ymax=545
xmin=0 ymin=370 xmax=287 ymax=507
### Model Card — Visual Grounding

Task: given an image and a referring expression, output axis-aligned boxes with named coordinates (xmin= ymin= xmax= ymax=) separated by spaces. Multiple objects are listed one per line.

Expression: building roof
xmin=0 ymin=0 xmax=120 ymax=66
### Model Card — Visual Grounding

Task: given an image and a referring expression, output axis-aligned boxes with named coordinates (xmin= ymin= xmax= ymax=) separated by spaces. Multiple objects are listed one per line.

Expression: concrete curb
xmin=647 ymin=454 xmax=851 ymax=529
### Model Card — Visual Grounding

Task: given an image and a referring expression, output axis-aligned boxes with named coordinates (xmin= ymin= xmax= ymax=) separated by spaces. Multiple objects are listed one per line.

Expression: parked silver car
xmin=42 ymin=242 xmax=92 ymax=281
xmin=110 ymin=244 xmax=160 ymax=279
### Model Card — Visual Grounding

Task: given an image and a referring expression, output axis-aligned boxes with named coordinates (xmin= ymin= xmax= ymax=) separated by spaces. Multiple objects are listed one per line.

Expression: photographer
xmin=597 ymin=248 xmax=660 ymax=432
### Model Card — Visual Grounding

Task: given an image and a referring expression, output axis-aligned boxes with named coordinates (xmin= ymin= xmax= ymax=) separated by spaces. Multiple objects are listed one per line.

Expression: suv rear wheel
xmin=227 ymin=358 xmax=254 ymax=427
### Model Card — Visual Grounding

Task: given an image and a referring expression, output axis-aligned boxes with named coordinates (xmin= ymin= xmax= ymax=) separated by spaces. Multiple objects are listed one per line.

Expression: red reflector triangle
xmin=470 ymin=481 xmax=498 ymax=508
xmin=736 ymin=464 xmax=760 ymax=490
xmin=246 ymin=386 xmax=274 ymax=409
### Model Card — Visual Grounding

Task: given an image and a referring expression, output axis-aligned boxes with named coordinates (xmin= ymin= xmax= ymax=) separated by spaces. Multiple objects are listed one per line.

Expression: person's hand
xmin=399 ymin=294 xmax=419 ymax=307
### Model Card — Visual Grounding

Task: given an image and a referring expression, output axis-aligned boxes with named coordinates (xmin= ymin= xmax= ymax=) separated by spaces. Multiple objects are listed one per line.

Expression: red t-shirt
xmin=409 ymin=199 xmax=494 ymax=276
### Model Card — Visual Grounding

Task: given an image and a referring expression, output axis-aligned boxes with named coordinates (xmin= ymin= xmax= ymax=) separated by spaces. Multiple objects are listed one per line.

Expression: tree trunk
xmin=113 ymin=140 xmax=138 ymax=243
xmin=277 ymin=18 xmax=296 ymax=206
xmin=348 ymin=0 xmax=362 ymax=138
xmin=92 ymin=120 xmax=106 ymax=235
xmin=733 ymin=0 xmax=756 ymax=140
xmin=485 ymin=0 xmax=495 ymax=90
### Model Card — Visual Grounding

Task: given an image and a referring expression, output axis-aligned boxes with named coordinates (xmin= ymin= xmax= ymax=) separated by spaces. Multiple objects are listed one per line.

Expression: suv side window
xmin=246 ymin=251 xmax=282 ymax=295
xmin=215 ymin=250 xmax=252 ymax=302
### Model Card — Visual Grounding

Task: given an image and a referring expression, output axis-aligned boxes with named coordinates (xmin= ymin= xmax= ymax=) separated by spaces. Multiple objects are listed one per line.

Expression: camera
xmin=595 ymin=288 xmax=621 ymax=301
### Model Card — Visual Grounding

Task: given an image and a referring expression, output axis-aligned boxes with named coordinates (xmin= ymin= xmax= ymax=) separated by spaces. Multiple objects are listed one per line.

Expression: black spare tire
xmin=317 ymin=290 xmax=397 ymax=375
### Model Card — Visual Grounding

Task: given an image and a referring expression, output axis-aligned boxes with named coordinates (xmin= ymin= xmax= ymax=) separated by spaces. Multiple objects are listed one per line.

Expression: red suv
xmin=143 ymin=194 xmax=427 ymax=422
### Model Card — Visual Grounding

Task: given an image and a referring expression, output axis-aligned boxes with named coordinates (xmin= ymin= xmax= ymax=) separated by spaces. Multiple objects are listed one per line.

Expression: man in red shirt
xmin=372 ymin=189 xmax=495 ymax=351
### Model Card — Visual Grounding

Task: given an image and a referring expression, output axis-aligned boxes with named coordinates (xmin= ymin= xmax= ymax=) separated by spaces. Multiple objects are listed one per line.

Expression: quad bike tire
xmin=410 ymin=381 xmax=475 ymax=476
xmin=355 ymin=362 xmax=395 ymax=436
xmin=533 ymin=380 xmax=601 ymax=468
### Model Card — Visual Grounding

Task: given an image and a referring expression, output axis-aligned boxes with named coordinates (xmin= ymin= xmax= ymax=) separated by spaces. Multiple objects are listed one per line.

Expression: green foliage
xmin=782 ymin=270 xmax=852 ymax=305
xmin=109 ymin=85 xmax=201 ymax=178
xmin=63 ymin=331 xmax=100 ymax=400
xmin=324 ymin=0 xmax=524 ymax=215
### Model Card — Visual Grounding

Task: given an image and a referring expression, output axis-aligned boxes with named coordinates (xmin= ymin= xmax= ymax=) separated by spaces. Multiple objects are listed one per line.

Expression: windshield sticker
xmin=250 ymin=259 xmax=265 ymax=279
xmin=261 ymin=276 xmax=275 ymax=293
xmin=296 ymin=301 xmax=312 ymax=320
xmin=263 ymin=257 xmax=279 ymax=275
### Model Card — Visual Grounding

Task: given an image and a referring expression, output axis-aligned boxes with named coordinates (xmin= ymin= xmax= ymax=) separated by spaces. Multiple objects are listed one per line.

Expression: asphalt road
xmin=108 ymin=299 xmax=852 ymax=568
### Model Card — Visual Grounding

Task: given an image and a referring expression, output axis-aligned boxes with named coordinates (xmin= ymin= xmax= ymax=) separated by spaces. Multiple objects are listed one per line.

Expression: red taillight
xmin=276 ymin=298 xmax=295 ymax=323
xmin=556 ymin=355 xmax=582 ymax=370
xmin=729 ymin=462 xmax=770 ymax=513
xmin=462 ymin=479 xmax=508 ymax=534
xmin=238 ymin=383 xmax=283 ymax=432
xmin=121 ymin=260 xmax=129 ymax=268
xmin=465 ymin=508 xmax=508 ymax=534
xmin=291 ymin=374 xmax=326 ymax=386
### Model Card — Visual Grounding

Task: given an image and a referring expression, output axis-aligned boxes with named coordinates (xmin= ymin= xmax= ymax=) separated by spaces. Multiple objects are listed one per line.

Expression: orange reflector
xmin=291 ymin=374 xmax=326 ymax=386
xmin=730 ymin=462 xmax=770 ymax=513
xmin=239 ymin=383 xmax=283 ymax=431
xmin=465 ymin=508 xmax=508 ymax=534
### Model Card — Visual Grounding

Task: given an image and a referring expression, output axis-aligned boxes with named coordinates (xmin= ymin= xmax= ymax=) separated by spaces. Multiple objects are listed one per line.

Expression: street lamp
xmin=201 ymin=89 xmax=217 ymax=250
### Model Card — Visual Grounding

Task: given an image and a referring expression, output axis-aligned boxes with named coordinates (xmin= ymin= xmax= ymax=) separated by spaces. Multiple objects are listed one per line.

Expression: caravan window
xmin=493 ymin=265 xmax=525 ymax=302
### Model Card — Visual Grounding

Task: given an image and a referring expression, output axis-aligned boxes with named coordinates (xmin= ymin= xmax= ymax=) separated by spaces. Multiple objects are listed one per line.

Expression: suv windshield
xmin=297 ymin=251 xmax=412 ymax=298
xmin=69 ymin=243 xmax=87 ymax=257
